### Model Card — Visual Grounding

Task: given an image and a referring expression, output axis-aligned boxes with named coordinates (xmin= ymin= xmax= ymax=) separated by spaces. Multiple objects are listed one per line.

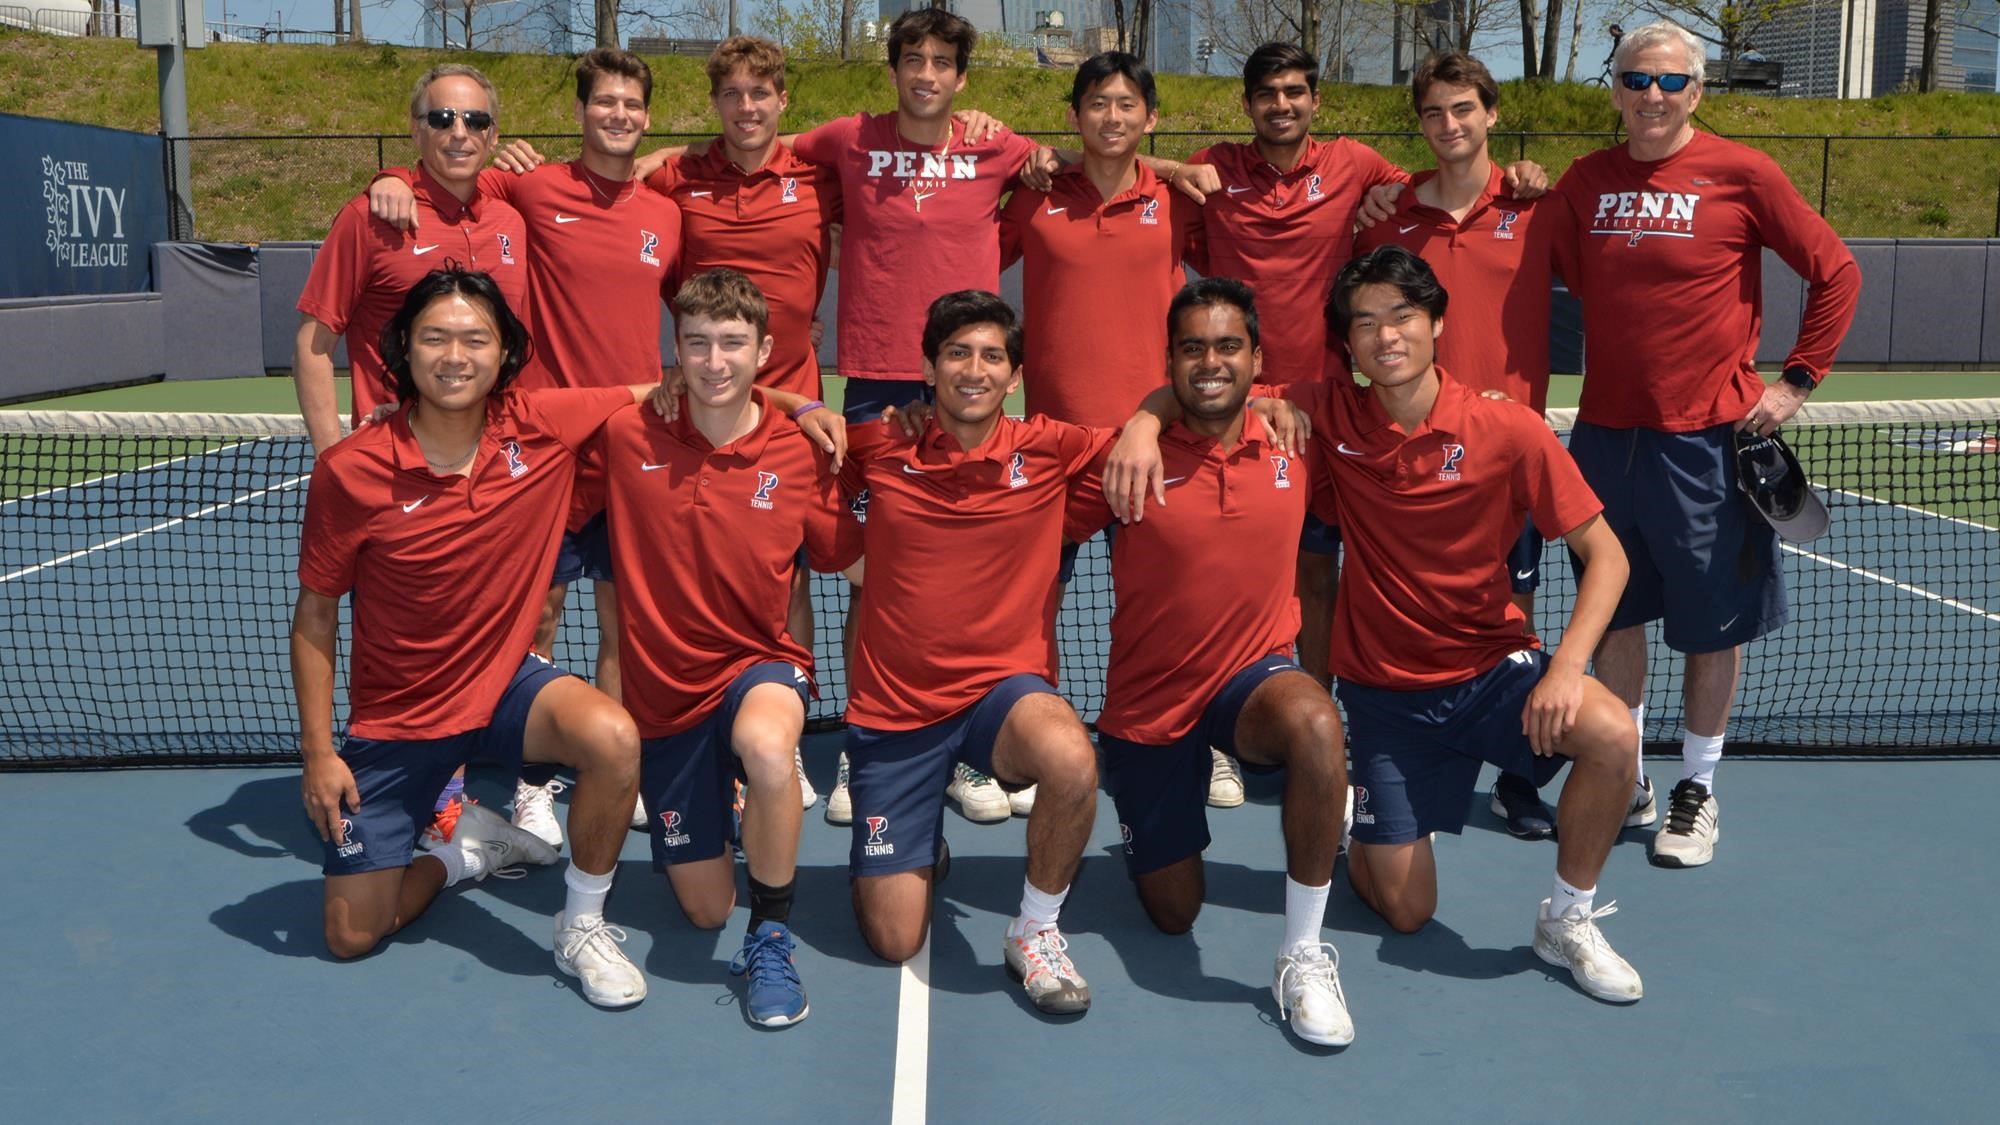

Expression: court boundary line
xmin=1824 ymin=485 xmax=1999 ymax=533
xmin=1 ymin=474 xmax=310 ymax=584
xmin=0 ymin=438 xmax=270 ymax=508
xmin=1782 ymin=542 xmax=2000 ymax=625
xmin=890 ymin=930 xmax=931 ymax=1125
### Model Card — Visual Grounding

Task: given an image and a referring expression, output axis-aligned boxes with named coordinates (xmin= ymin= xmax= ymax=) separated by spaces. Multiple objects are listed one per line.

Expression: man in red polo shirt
xmin=1355 ymin=51 xmax=1658 ymax=842
xmin=293 ymin=268 xmax=654 ymax=1008
xmin=296 ymin=63 xmax=527 ymax=455
xmin=1069 ymin=278 xmax=1354 ymax=1047
xmin=836 ymin=290 xmax=1113 ymax=1016
xmin=587 ymin=269 xmax=860 ymax=1029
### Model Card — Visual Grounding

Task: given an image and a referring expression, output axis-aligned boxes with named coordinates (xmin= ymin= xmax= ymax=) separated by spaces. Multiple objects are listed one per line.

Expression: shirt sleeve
xmin=567 ymin=431 xmax=609 ymax=533
xmin=1178 ymin=147 xmax=1215 ymax=274
xmin=1346 ymin=138 xmax=1411 ymax=190
xmin=792 ymin=115 xmax=860 ymax=167
xmin=476 ymin=165 xmax=517 ymax=204
xmin=644 ymin=153 xmax=685 ymax=196
xmin=523 ymin=388 xmax=640 ymax=453
xmin=1062 ymin=445 xmax=1115 ymax=542
xmin=1515 ymin=412 xmax=1603 ymax=540
xmin=806 ymin=445 xmax=865 ymax=573
xmin=1055 ymin=420 xmax=1120 ymax=481
xmin=295 ymin=197 xmax=375 ymax=333
xmin=998 ymin=188 xmax=1032 ymax=270
xmin=838 ymin=418 xmax=894 ymax=499
xmin=297 ymin=458 xmax=367 ymax=599
xmin=998 ymin=128 xmax=1040 ymax=177
xmin=1747 ymin=153 xmax=1860 ymax=382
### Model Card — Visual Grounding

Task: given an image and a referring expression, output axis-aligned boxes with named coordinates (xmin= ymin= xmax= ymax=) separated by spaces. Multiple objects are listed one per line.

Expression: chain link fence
xmin=173 ymin=129 xmax=2000 ymax=242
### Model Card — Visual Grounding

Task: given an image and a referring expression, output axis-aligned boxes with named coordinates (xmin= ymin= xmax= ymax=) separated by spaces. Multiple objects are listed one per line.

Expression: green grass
xmin=5 ymin=29 xmax=1999 ymax=240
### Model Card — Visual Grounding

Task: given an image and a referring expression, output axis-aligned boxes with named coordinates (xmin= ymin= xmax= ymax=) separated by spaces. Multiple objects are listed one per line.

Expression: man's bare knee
xmin=324 ymin=922 xmax=385 ymax=961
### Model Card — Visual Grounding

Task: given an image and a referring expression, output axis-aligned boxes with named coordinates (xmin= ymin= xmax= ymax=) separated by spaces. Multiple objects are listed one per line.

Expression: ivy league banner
xmin=1 ymin=113 xmax=170 ymax=298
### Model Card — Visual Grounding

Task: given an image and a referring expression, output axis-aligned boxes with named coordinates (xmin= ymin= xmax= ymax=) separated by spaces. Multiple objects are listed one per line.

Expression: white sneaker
xmin=948 ymin=762 xmax=1011 ymax=823
xmin=1625 ymin=776 xmax=1658 ymax=828
xmin=1208 ymin=747 xmax=1245 ymax=808
xmin=631 ymin=792 xmax=648 ymax=830
xmin=1274 ymin=941 xmax=1356 ymax=1046
xmin=1534 ymin=899 xmax=1643 ymax=1003
xmin=795 ymin=746 xmax=818 ymax=810
xmin=825 ymin=752 xmax=853 ymax=826
xmin=554 ymin=912 xmax=647 ymax=1009
xmin=1008 ymin=784 xmax=1037 ymax=817
xmin=1003 ymin=925 xmax=1090 ymax=1014
xmin=510 ymin=777 xmax=566 ymax=851
xmin=1650 ymin=779 xmax=1718 ymax=867
xmin=454 ymin=798 xmax=559 ymax=870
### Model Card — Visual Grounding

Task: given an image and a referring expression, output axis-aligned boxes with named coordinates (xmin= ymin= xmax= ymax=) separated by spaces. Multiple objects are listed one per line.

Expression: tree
xmin=597 ymin=0 xmax=617 ymax=46
xmin=1108 ymin=0 xmax=1157 ymax=61
xmin=1520 ymin=0 xmax=1542 ymax=77
xmin=1642 ymin=0 xmax=1805 ymax=88
xmin=1540 ymin=0 xmax=1563 ymax=76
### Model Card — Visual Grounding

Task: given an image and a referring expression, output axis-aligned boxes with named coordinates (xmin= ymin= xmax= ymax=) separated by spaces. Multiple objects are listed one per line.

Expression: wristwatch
xmin=1779 ymin=365 xmax=1817 ymax=391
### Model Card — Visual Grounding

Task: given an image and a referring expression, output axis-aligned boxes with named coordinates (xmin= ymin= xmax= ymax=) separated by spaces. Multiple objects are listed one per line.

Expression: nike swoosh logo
xmin=554 ymin=214 xmax=581 ymax=223
xmin=688 ymin=190 xmax=712 ymax=197
xmin=640 ymin=462 xmax=670 ymax=471
xmin=901 ymin=464 xmax=932 ymax=475
xmin=1692 ymin=178 xmax=1714 ymax=186
xmin=1226 ymin=186 xmax=1251 ymax=195
xmin=412 ymin=244 xmax=439 ymax=255
xmin=402 ymin=496 xmax=429 ymax=513
xmin=1514 ymin=569 xmax=1534 ymax=581
xmin=1161 ymin=476 xmax=1188 ymax=486
xmin=1398 ymin=224 xmax=1419 ymax=234
xmin=1336 ymin=443 xmax=1365 ymax=456
xmin=1045 ymin=205 xmax=1067 ymax=215
xmin=1719 ymin=613 xmax=1740 ymax=631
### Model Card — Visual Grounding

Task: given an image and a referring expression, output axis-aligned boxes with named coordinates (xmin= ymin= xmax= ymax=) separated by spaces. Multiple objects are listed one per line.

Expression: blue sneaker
xmin=729 ymin=921 xmax=810 ymax=1028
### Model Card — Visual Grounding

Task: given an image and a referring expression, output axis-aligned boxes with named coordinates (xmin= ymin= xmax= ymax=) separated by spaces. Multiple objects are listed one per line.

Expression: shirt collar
xmin=1354 ymin=365 xmax=1469 ymax=439
xmin=1164 ymin=406 xmax=1275 ymax=455
xmin=918 ymin=413 xmax=1016 ymax=465
xmin=665 ymin=387 xmax=779 ymax=459
xmin=412 ymin=161 xmax=479 ymax=223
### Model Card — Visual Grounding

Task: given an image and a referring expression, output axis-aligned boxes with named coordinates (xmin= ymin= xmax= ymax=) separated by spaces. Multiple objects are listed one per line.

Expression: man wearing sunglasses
xmin=295 ymin=64 xmax=528 ymax=456
xmin=1550 ymin=21 xmax=1859 ymax=868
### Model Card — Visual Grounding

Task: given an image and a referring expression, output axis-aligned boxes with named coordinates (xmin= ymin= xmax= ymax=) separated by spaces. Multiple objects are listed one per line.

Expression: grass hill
xmin=4 ymin=28 xmax=1998 ymax=240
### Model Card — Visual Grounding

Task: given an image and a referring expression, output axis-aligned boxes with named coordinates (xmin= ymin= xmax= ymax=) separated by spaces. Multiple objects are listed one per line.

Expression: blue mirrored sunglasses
xmin=1619 ymin=71 xmax=1694 ymax=93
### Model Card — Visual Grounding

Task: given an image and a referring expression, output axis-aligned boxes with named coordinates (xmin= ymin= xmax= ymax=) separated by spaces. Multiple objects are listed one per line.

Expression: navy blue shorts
xmin=1299 ymin=512 xmax=1342 ymax=556
xmin=1335 ymin=650 xmax=1567 ymax=845
xmin=1058 ymin=522 xmax=1116 ymax=585
xmin=322 ymin=652 xmax=569 ymax=875
xmin=1099 ymin=654 xmax=1300 ymax=876
xmin=841 ymin=377 xmax=932 ymax=424
xmin=639 ymin=662 xmax=809 ymax=870
xmin=550 ymin=510 xmax=613 ymax=587
xmin=1567 ymin=421 xmax=1787 ymax=652
xmin=1507 ymin=516 xmax=1545 ymax=595
xmin=844 ymin=674 xmax=1057 ymax=877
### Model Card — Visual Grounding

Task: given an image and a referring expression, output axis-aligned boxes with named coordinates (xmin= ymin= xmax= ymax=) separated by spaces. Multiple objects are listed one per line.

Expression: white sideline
xmin=1 ymin=475 xmax=309 ymax=584
xmin=890 ymin=930 xmax=932 ymax=1125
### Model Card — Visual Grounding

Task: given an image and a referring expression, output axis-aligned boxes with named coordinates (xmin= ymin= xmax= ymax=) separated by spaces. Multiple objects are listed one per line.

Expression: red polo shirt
xmin=647 ymin=143 xmax=840 ymax=398
xmin=1000 ymin=163 xmax=1188 ymax=427
xmin=592 ymin=393 xmax=860 ymax=737
xmin=298 ymin=164 xmax=528 ymax=425
xmin=1284 ymin=370 xmax=1602 ymax=690
xmin=838 ymin=415 xmax=1115 ymax=729
xmin=1354 ymin=163 xmax=1554 ymax=411
xmin=297 ymin=387 xmax=633 ymax=739
xmin=1068 ymin=411 xmax=1305 ymax=743
xmin=794 ymin=113 xmax=1039 ymax=381
xmin=1182 ymin=137 xmax=1407 ymax=384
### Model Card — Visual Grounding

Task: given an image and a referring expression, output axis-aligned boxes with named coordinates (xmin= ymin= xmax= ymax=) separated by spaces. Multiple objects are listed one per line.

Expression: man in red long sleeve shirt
xmin=1550 ymin=21 xmax=1860 ymax=869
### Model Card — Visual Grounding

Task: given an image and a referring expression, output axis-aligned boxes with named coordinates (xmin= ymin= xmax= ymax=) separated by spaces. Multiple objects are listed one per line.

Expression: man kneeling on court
xmin=837 ymin=291 xmax=1113 ymax=1014
xmin=292 ymin=268 xmax=653 ymax=1008
xmin=1076 ymin=277 xmax=1355 ymax=1046
xmin=586 ymin=268 xmax=861 ymax=1028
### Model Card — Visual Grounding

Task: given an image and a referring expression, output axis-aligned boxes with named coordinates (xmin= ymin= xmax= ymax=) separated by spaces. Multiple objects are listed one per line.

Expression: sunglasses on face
xmin=1619 ymin=71 xmax=1694 ymax=93
xmin=419 ymin=107 xmax=494 ymax=131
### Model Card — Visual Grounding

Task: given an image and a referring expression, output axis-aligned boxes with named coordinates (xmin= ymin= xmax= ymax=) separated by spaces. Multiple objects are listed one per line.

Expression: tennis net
xmin=2 ymin=399 xmax=1994 ymax=768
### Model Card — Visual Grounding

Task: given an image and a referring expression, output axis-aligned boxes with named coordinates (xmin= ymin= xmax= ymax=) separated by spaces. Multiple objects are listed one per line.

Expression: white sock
xmin=1630 ymin=705 xmax=1649 ymax=795
xmin=1007 ymin=879 xmax=1068 ymax=938
xmin=562 ymin=862 xmax=615 ymax=924
xmin=1682 ymin=732 xmax=1724 ymax=791
xmin=1550 ymin=872 xmax=1595 ymax=917
xmin=424 ymin=845 xmax=474 ymax=888
xmin=1281 ymin=876 xmax=1331 ymax=956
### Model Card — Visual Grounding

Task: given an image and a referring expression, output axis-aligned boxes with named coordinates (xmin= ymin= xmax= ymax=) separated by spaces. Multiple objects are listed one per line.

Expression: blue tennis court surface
xmin=2 ymin=751 xmax=1995 ymax=1120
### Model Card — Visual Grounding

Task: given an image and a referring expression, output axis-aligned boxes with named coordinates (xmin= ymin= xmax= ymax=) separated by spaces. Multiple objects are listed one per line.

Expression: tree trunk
xmin=1302 ymin=0 xmax=1318 ymax=60
xmin=333 ymin=1 xmax=344 ymax=38
xmin=1112 ymin=0 xmax=1127 ymax=52
xmin=1564 ymin=0 xmax=1583 ymax=81
xmin=1518 ymin=0 xmax=1539 ymax=77
xmin=347 ymin=0 xmax=362 ymax=42
xmin=1540 ymin=0 xmax=1562 ymax=79
xmin=596 ymin=0 xmax=619 ymax=48
xmin=840 ymin=0 xmax=854 ymax=58
xmin=1919 ymin=0 xmax=1944 ymax=91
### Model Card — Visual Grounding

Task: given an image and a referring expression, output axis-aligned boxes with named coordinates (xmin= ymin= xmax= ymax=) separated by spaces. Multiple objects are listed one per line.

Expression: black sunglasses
xmin=1619 ymin=71 xmax=1694 ymax=93
xmin=419 ymin=107 xmax=495 ymax=131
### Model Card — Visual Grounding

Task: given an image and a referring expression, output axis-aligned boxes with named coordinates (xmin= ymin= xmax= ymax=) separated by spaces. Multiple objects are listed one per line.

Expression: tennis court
xmin=2 ymin=374 xmax=1996 ymax=1120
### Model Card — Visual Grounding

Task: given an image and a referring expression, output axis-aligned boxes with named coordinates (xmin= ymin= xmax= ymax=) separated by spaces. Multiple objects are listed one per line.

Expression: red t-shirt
xmin=297 ymin=387 xmax=633 ymax=739
xmin=647 ymin=143 xmax=841 ymax=399
xmin=793 ymin=113 xmax=1039 ymax=381
xmin=1551 ymin=131 xmax=1860 ymax=430
xmin=1354 ymin=163 xmax=1554 ymax=411
xmin=1000 ymin=163 xmax=1188 ymax=427
xmin=1284 ymin=371 xmax=1602 ymax=690
xmin=1067 ymin=411 xmax=1305 ymax=743
xmin=469 ymin=161 xmax=682 ymax=389
xmin=298 ymin=165 xmax=528 ymax=425
xmin=838 ymin=415 xmax=1114 ymax=729
xmin=1181 ymin=137 xmax=1407 ymax=384
xmin=590 ymin=394 xmax=860 ymax=737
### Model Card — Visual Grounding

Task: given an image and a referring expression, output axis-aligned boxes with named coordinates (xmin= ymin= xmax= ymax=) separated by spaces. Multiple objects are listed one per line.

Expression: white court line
xmin=1822 ymin=486 xmax=2000 ymax=533
xmin=1 ymin=438 xmax=269 ymax=508
xmin=1783 ymin=542 xmax=2000 ymax=625
xmin=890 ymin=930 xmax=932 ymax=1125
xmin=1 ymin=474 xmax=309 ymax=584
